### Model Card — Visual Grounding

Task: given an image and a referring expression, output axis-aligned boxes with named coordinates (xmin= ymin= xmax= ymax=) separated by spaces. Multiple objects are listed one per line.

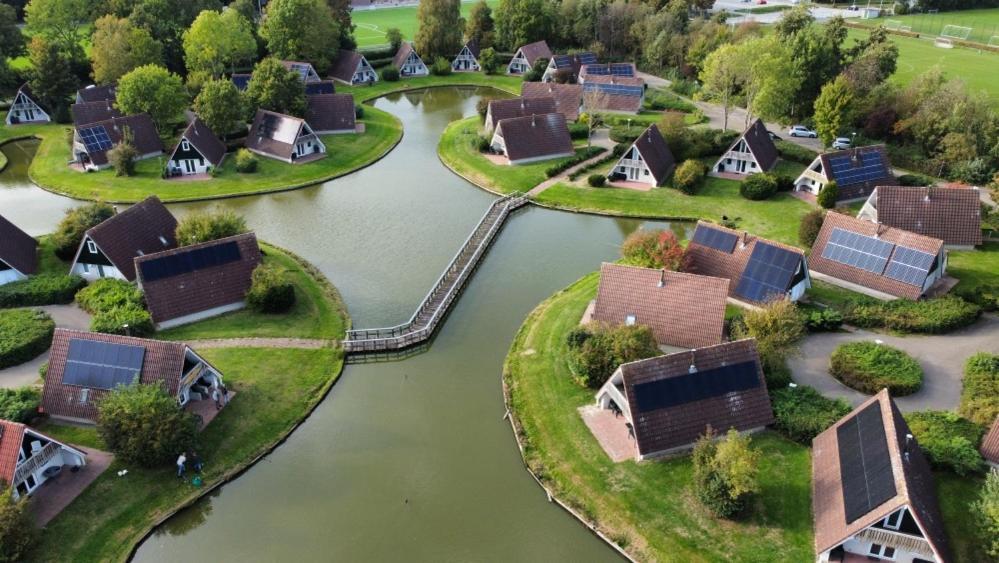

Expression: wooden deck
xmin=344 ymin=194 xmax=528 ymax=354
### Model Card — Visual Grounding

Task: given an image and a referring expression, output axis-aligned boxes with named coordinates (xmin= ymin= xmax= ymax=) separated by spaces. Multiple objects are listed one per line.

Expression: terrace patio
xmin=30 ymin=446 xmax=113 ymax=526
xmin=578 ymin=404 xmax=635 ymax=463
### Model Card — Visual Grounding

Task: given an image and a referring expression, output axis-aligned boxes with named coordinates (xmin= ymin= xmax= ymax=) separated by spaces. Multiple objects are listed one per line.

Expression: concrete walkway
xmin=526 ymin=129 xmax=616 ymax=197
xmin=0 ymin=305 xmax=91 ymax=389
xmin=788 ymin=315 xmax=999 ymax=412
xmin=188 ymin=337 xmax=334 ymax=350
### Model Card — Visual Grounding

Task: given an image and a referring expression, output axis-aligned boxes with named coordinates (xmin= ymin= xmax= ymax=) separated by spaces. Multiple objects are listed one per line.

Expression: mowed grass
xmin=353 ymin=0 xmax=499 ymax=48
xmin=341 ymin=71 xmax=522 ymax=102
xmin=937 ymin=472 xmax=992 ymax=562
xmin=949 ymin=242 xmax=999 ymax=291
xmin=503 ymin=273 xmax=814 ymax=562
xmin=853 ymin=7 xmax=999 ymax=46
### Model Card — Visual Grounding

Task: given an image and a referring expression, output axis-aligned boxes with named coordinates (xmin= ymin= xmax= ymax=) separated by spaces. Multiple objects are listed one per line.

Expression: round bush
xmin=430 ymin=56 xmax=452 ymax=76
xmin=770 ymin=385 xmax=852 ymax=444
xmin=829 ymin=341 xmax=923 ymax=396
xmin=381 ymin=66 xmax=400 ymax=81
xmin=97 ymin=382 xmax=199 ymax=468
xmin=672 ymin=159 xmax=707 ymax=194
xmin=774 ymin=173 xmax=795 ymax=192
xmin=739 ymin=173 xmax=778 ymax=201
xmin=0 ymin=387 xmax=42 ymax=423
xmin=817 ymin=181 xmax=838 ymax=209
xmin=0 ymin=310 xmax=55 ymax=369
xmin=587 ymin=174 xmax=606 ymax=187
xmin=246 ymin=263 xmax=296 ymax=313
xmin=234 ymin=148 xmax=258 ymax=173
xmin=475 ymin=135 xmax=491 ymax=153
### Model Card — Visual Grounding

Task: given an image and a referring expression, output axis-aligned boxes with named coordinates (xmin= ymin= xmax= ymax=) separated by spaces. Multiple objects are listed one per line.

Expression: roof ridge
xmin=136 ymin=231 xmax=256 ymax=262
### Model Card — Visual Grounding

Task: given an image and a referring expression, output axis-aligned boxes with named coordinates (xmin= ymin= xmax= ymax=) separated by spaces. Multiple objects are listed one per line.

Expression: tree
xmin=129 ymin=0 xmax=223 ymax=75
xmin=0 ymin=482 xmax=36 ymax=562
xmin=115 ymin=64 xmax=188 ymax=133
xmin=246 ymin=264 xmax=296 ymax=313
xmin=183 ymin=9 xmax=256 ymax=78
xmin=194 ymin=79 xmax=244 ymax=136
xmin=817 ymin=181 xmax=838 ymax=209
xmin=692 ymin=428 xmax=761 ymax=518
xmin=24 ymin=0 xmax=89 ymax=57
xmin=773 ymin=5 xmax=813 ymax=39
xmin=975 ymin=469 xmax=999 ymax=559
xmin=478 ymin=47 xmax=498 ymax=74
xmin=230 ymin=0 xmax=258 ymax=25
xmin=97 ymin=381 xmax=199 ymax=468
xmin=732 ymin=299 xmax=805 ymax=388
xmin=814 ymin=75 xmax=854 ymax=148
xmin=620 ymin=229 xmax=689 ymax=270
xmin=327 ymin=0 xmax=356 ymax=49
xmin=260 ymin=0 xmax=341 ymax=72
xmin=566 ymin=322 xmax=660 ymax=388
xmin=798 ymin=209 xmax=825 ymax=248
xmin=385 ymin=27 xmax=403 ymax=53
xmin=494 ymin=0 xmax=552 ymax=51
xmin=51 ymin=202 xmax=116 ymax=260
xmin=464 ymin=0 xmax=494 ymax=48
xmin=699 ymin=43 xmax=746 ymax=130
xmin=107 ymin=127 xmax=138 ymax=176
xmin=747 ymin=37 xmax=799 ymax=124
xmin=0 ymin=3 xmax=25 ymax=60
xmin=90 ymin=15 xmax=163 ymax=85
xmin=175 ymin=208 xmax=248 ymax=246
xmin=26 ymin=36 xmax=78 ymax=119
xmin=243 ymin=57 xmax=306 ymax=117
xmin=415 ymin=0 xmax=463 ymax=62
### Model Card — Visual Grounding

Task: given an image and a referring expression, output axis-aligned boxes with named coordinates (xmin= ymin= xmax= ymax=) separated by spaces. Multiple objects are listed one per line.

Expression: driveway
xmin=0 ymin=305 xmax=91 ymax=389
xmin=788 ymin=315 xmax=999 ymax=412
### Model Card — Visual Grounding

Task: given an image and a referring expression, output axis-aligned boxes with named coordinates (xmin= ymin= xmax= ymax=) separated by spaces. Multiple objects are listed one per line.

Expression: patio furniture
xmin=42 ymin=465 xmax=63 ymax=479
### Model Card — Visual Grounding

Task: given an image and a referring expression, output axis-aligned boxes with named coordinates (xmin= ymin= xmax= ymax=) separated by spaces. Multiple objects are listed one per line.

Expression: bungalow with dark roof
xmin=489 ymin=113 xmax=574 ymax=165
xmin=40 ymin=329 xmax=226 ymax=424
xmin=75 ymin=84 xmax=116 ymax=104
xmin=540 ymin=52 xmax=597 ymax=83
xmin=581 ymin=75 xmax=645 ymax=114
xmin=981 ymin=415 xmax=999 ymax=469
xmin=507 ymin=40 xmax=552 ymax=74
xmin=135 ymin=232 xmax=262 ymax=329
xmin=451 ymin=39 xmax=481 ymax=72
xmin=585 ymin=262 xmax=728 ymax=350
xmin=857 ymin=185 xmax=983 ymax=249
xmin=794 ymin=145 xmax=894 ymax=202
xmin=70 ymin=99 xmax=121 ymax=127
xmin=808 ymin=211 xmax=947 ymax=300
xmin=281 ymin=60 xmax=321 ymax=83
xmin=592 ymin=339 xmax=774 ymax=461
xmin=305 ymin=93 xmax=357 ymax=134
xmin=392 ymin=42 xmax=428 ymax=76
xmin=305 ymin=80 xmax=336 ymax=96
xmin=608 ymin=124 xmax=675 ymax=187
xmin=812 ymin=389 xmax=950 ymax=563
xmin=713 ymin=119 xmax=778 ymax=177
xmin=329 ymin=50 xmax=378 ymax=85
xmin=0 ymin=213 xmax=38 ymax=285
xmin=69 ymin=196 xmax=177 ymax=282
xmin=483 ymin=96 xmax=557 ymax=133
xmin=165 ymin=117 xmax=226 ymax=177
xmin=520 ymin=82 xmax=583 ymax=121
xmin=6 ymin=84 xmax=50 ymax=125
xmin=245 ymin=109 xmax=326 ymax=163
xmin=72 ymin=114 xmax=164 ymax=171
xmin=0 ymin=419 xmax=86 ymax=500
xmin=685 ymin=221 xmax=811 ymax=305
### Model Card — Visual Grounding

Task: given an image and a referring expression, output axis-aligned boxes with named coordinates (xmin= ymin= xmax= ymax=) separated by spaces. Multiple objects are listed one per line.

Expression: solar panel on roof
xmin=821 ymin=228 xmax=894 ymax=274
xmin=583 ymin=82 xmax=643 ymax=97
xmin=139 ymin=240 xmax=242 ymax=283
xmin=884 ymin=246 xmax=936 ymax=286
xmin=289 ymin=63 xmax=310 ymax=81
xmin=79 ymin=125 xmax=113 ymax=153
xmin=734 ymin=242 xmax=801 ymax=303
xmin=692 ymin=224 xmax=738 ymax=253
xmin=584 ymin=64 xmax=609 ymax=75
xmin=827 ymin=152 xmax=890 ymax=187
xmin=838 ymin=402 xmax=897 ymax=524
xmin=632 ymin=360 xmax=761 ymax=414
xmin=305 ymin=82 xmax=335 ymax=95
xmin=610 ymin=63 xmax=634 ymax=76
xmin=553 ymin=55 xmax=572 ymax=69
xmin=577 ymin=52 xmax=598 ymax=65
xmin=62 ymin=338 xmax=145 ymax=390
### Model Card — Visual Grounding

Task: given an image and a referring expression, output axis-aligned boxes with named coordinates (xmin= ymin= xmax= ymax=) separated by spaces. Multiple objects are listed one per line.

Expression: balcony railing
xmin=856 ymin=527 xmax=934 ymax=558
xmin=13 ymin=442 xmax=60 ymax=486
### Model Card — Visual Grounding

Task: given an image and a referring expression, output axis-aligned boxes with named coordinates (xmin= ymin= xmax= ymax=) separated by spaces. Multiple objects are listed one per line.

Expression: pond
xmin=0 ymin=87 xmax=689 ymax=561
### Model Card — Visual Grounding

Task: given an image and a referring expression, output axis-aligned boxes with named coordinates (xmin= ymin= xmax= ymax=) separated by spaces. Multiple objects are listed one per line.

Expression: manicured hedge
xmin=0 ymin=275 xmax=87 ymax=309
xmin=247 ymin=264 xmax=296 ymax=313
xmin=544 ymin=146 xmax=605 ymax=178
xmin=739 ymin=173 xmax=778 ymax=201
xmin=905 ymin=410 xmax=985 ymax=476
xmin=801 ymin=307 xmax=843 ymax=332
xmin=775 ymin=139 xmax=817 ymax=164
xmin=829 ymin=341 xmax=923 ymax=396
xmin=770 ymin=385 xmax=852 ymax=444
xmin=954 ymin=283 xmax=999 ymax=313
xmin=90 ymin=305 xmax=154 ymax=337
xmin=609 ymin=125 xmax=644 ymax=144
xmin=0 ymin=387 xmax=42 ymax=423
xmin=76 ymin=279 xmax=144 ymax=314
xmin=960 ymin=353 xmax=999 ymax=427
xmin=843 ymin=296 xmax=981 ymax=334
xmin=0 ymin=309 xmax=55 ymax=369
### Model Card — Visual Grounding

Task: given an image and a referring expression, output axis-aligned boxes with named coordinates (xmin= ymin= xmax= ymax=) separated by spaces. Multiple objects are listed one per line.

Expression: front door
xmin=737 ymin=160 xmax=747 ymax=173
xmin=184 ymin=159 xmax=195 ymax=174
xmin=629 ymin=167 xmax=639 ymax=181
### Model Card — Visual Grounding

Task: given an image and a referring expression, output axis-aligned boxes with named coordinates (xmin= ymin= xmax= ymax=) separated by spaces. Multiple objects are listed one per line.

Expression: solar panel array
xmin=305 ymin=81 xmax=335 ymax=96
xmin=552 ymin=55 xmax=573 ymax=69
xmin=827 ymin=151 xmax=890 ymax=187
xmin=692 ymin=224 xmax=738 ymax=253
xmin=633 ymin=360 xmax=760 ymax=414
xmin=821 ymin=228 xmax=894 ymax=274
xmin=609 ymin=63 xmax=635 ymax=76
xmin=583 ymin=81 xmax=643 ymax=97
xmin=78 ymin=125 xmax=113 ymax=153
xmin=139 ymin=240 xmax=242 ymax=283
xmin=577 ymin=52 xmax=598 ymax=65
xmin=734 ymin=242 xmax=801 ymax=303
xmin=837 ymin=402 xmax=897 ymax=524
xmin=885 ymin=246 xmax=936 ymax=286
xmin=63 ymin=338 xmax=145 ymax=390
xmin=583 ymin=64 xmax=609 ymax=75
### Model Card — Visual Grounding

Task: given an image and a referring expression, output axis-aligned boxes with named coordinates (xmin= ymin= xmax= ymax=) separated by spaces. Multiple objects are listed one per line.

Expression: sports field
xmin=855 ymin=7 xmax=999 ymax=46
xmin=353 ymin=0 xmax=499 ymax=48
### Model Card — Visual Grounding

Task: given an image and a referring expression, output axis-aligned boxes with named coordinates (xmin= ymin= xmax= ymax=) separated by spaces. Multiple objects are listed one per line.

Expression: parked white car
xmin=788 ymin=125 xmax=817 ymax=138
xmin=832 ymin=137 xmax=852 ymax=150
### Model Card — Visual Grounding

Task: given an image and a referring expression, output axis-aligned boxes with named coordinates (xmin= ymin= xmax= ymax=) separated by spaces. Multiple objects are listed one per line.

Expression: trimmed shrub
xmin=246 ymin=263 xmax=296 ymax=313
xmin=897 ymin=173 xmax=934 ymax=187
xmin=587 ymin=174 xmax=606 ymax=187
xmin=97 ymin=382 xmax=199 ymax=468
xmin=672 ymin=159 xmax=707 ymax=195
xmin=802 ymin=307 xmax=843 ymax=332
xmin=954 ymin=283 xmax=999 ymax=313
xmin=0 ymin=310 xmax=55 ymax=369
xmin=905 ymin=410 xmax=985 ymax=476
xmin=568 ymin=122 xmax=589 ymax=140
xmin=0 ymin=387 xmax=41 ymax=423
xmin=381 ymin=66 xmax=400 ymax=81
xmin=974 ymin=471 xmax=999 ymax=559
xmin=51 ymin=203 xmax=115 ymax=260
xmin=544 ymin=146 xmax=604 ymax=178
xmin=175 ymin=209 xmax=248 ymax=246
xmin=355 ymin=104 xmax=365 ymax=119
xmin=798 ymin=209 xmax=825 ymax=248
xmin=234 ymin=148 xmax=258 ymax=173
xmin=612 ymin=142 xmax=628 ymax=157
xmin=829 ymin=341 xmax=922 ymax=396
xmin=566 ymin=323 xmax=660 ymax=388
xmin=843 ymin=296 xmax=981 ymax=334
xmin=739 ymin=173 xmax=778 ymax=201
xmin=960 ymin=353 xmax=999 ymax=427
xmin=75 ymin=278 xmax=144 ymax=314
xmin=90 ymin=304 xmax=154 ymax=337
xmin=692 ymin=428 xmax=760 ymax=519
xmin=609 ymin=125 xmax=644 ymax=144
xmin=732 ymin=300 xmax=806 ymax=390
xmin=430 ymin=56 xmax=452 ymax=76
xmin=0 ymin=275 xmax=87 ymax=309
xmin=817 ymin=181 xmax=838 ymax=209
xmin=476 ymin=135 xmax=491 ymax=152
xmin=770 ymin=385 xmax=851 ymax=444
xmin=774 ymin=173 xmax=794 ymax=192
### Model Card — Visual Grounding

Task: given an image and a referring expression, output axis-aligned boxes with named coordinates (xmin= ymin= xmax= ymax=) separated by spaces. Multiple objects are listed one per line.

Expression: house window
xmin=86 ymin=239 xmax=97 ymax=254
xmin=181 ymin=139 xmax=190 ymax=151
xmin=750 ymin=162 xmax=756 ymax=168
xmin=625 ymin=314 xmax=636 ymax=326
xmin=82 ymin=263 xmax=90 ymax=273
xmin=79 ymin=388 xmax=89 ymax=404
xmin=883 ymin=509 xmax=904 ymax=530
xmin=643 ymin=169 xmax=649 ymax=176
xmin=868 ymin=543 xmax=896 ymax=560
xmin=726 ymin=159 xmax=731 ymax=164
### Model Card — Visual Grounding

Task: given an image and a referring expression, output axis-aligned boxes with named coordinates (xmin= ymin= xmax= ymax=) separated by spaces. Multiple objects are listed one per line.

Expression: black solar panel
xmin=827 ymin=152 xmax=890 ymax=187
xmin=583 ymin=82 xmax=643 ymax=97
xmin=734 ymin=242 xmax=801 ymax=303
xmin=79 ymin=125 xmax=113 ymax=153
xmin=63 ymin=338 xmax=145 ymax=390
xmin=884 ymin=246 xmax=936 ymax=286
xmin=305 ymin=81 xmax=335 ymax=95
xmin=632 ymin=360 xmax=761 ymax=414
xmin=552 ymin=55 xmax=572 ymax=69
xmin=837 ymin=403 xmax=897 ymax=524
xmin=139 ymin=240 xmax=242 ymax=283
xmin=692 ymin=224 xmax=738 ymax=253
xmin=609 ymin=63 xmax=634 ymax=76
xmin=231 ymin=75 xmax=251 ymax=91
xmin=821 ymin=228 xmax=894 ymax=274
xmin=577 ymin=52 xmax=598 ymax=65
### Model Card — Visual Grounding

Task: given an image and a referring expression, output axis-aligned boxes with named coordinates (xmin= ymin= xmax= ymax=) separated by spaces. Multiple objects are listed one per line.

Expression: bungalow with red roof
xmin=306 ymin=93 xmax=357 ymax=134
xmin=794 ymin=145 xmax=895 ymax=203
xmin=329 ymin=50 xmax=378 ymax=85
xmin=540 ymin=52 xmax=598 ymax=83
xmin=489 ymin=113 xmax=574 ymax=165
xmin=165 ymin=117 xmax=226 ymax=177
xmin=520 ymin=82 xmax=583 ymax=121
xmin=581 ymin=75 xmax=645 ymax=114
xmin=6 ymin=83 xmax=49 ymax=125
xmin=451 ymin=39 xmax=481 ymax=72
xmin=712 ymin=119 xmax=778 ymax=177
xmin=981 ymin=415 xmax=999 ymax=469
xmin=0 ymin=213 xmax=38 ymax=285
xmin=71 ymin=99 xmax=121 ymax=127
xmin=245 ymin=109 xmax=326 ymax=163
xmin=507 ymin=40 xmax=552 ymax=75
xmin=72 ymin=114 xmax=164 ymax=171
xmin=857 ymin=185 xmax=983 ymax=249
xmin=0 ymin=419 xmax=86 ymax=500
xmin=608 ymin=124 xmax=675 ymax=187
xmin=392 ymin=42 xmax=428 ymax=77
xmin=483 ymin=96 xmax=557 ymax=133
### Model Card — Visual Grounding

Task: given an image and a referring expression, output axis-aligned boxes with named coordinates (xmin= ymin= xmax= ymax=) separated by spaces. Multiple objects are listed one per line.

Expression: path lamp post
xmin=122 ymin=323 xmax=130 ymax=337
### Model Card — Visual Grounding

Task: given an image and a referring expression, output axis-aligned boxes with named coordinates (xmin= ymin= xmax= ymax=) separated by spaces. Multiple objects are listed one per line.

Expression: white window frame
xmin=181 ymin=139 xmax=190 ymax=152
xmin=79 ymin=388 xmax=89 ymax=404
xmin=868 ymin=543 xmax=896 ymax=560
xmin=86 ymin=239 xmax=97 ymax=254
xmin=883 ymin=508 xmax=904 ymax=530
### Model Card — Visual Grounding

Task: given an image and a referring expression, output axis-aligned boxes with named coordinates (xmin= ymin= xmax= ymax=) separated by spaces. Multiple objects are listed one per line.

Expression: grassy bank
xmin=342 ymin=72 xmax=522 ymax=102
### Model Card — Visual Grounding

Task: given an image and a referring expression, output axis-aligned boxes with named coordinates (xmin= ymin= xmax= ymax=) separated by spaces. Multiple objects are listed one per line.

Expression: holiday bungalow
xmin=165 ymin=117 xmax=226 ymax=177
xmin=713 ymin=119 xmax=778 ymax=177
xmin=483 ymin=96 xmax=557 ymax=133
xmin=245 ymin=109 xmax=326 ymax=164
xmin=135 ymin=232 xmax=262 ymax=329
xmin=0 ymin=419 xmax=87 ymax=501
xmin=685 ymin=221 xmax=811 ymax=305
xmin=981 ymin=416 xmax=999 ymax=469
xmin=70 ymin=99 xmax=121 ymax=127
xmin=540 ymin=51 xmax=597 ymax=83
xmin=71 ymin=114 xmax=164 ymax=171
xmin=281 ymin=60 xmax=322 ymax=83
xmin=329 ymin=50 xmax=378 ymax=85
xmin=520 ymin=82 xmax=583 ymax=121
xmin=69 ymin=195 xmax=178 ymax=282
xmin=75 ymin=84 xmax=116 ymax=104
xmin=812 ymin=390 xmax=951 ymax=563
xmin=592 ymin=339 xmax=774 ymax=461
xmin=857 ymin=185 xmax=982 ymax=249
xmin=581 ymin=75 xmax=645 ymax=114
xmin=6 ymin=84 xmax=49 ymax=125
xmin=40 ymin=329 xmax=226 ymax=425
xmin=305 ymin=80 xmax=336 ymax=96
xmin=489 ymin=113 xmax=574 ymax=165
xmin=451 ymin=39 xmax=481 ymax=72
xmin=608 ymin=124 xmax=675 ymax=187
xmin=794 ymin=145 xmax=894 ymax=203
xmin=578 ymin=62 xmax=637 ymax=82
xmin=585 ymin=262 xmax=729 ymax=350
xmin=808 ymin=211 xmax=947 ymax=301
xmin=507 ymin=40 xmax=552 ymax=75
xmin=392 ymin=42 xmax=428 ymax=77
xmin=305 ymin=93 xmax=357 ymax=134
xmin=0 ymin=213 xmax=37 ymax=285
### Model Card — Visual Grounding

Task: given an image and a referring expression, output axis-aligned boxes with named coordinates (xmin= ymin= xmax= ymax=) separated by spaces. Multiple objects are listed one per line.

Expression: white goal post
xmin=988 ymin=35 xmax=999 ymax=48
xmin=885 ymin=19 xmax=903 ymax=31
xmin=934 ymin=37 xmax=954 ymax=49
xmin=940 ymin=24 xmax=973 ymax=41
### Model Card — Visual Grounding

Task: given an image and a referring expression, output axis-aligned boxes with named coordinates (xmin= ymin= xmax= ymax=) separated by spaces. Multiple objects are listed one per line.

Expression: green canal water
xmin=0 ymin=87 xmax=689 ymax=561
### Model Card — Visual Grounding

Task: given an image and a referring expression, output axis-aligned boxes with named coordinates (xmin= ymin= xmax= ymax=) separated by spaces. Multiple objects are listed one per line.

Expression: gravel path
xmin=0 ymin=305 xmax=92 ymax=389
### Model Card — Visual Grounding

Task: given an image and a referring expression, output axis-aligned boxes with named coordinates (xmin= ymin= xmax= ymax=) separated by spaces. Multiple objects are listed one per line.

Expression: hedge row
xmin=960 ymin=352 xmax=999 ymax=427
xmin=76 ymin=279 xmax=153 ymax=337
xmin=774 ymin=139 xmax=818 ymax=164
xmin=829 ymin=341 xmax=923 ymax=396
xmin=905 ymin=410 xmax=986 ymax=476
xmin=0 ymin=275 xmax=87 ymax=309
xmin=544 ymin=146 xmax=605 ymax=178
xmin=843 ymin=296 xmax=981 ymax=334
xmin=770 ymin=385 xmax=851 ymax=444
xmin=0 ymin=309 xmax=55 ymax=370
xmin=0 ymin=387 xmax=41 ymax=423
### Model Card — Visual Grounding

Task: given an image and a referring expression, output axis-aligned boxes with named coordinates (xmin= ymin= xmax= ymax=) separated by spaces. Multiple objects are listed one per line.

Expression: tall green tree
xmin=699 ymin=42 xmax=746 ymax=130
xmin=414 ymin=0 xmax=463 ymax=62
xmin=24 ymin=0 xmax=88 ymax=57
xmin=115 ymin=64 xmax=188 ymax=133
xmin=129 ymin=0 xmax=222 ymax=74
xmin=230 ymin=0 xmax=258 ymax=25
xmin=26 ymin=36 xmax=77 ymax=116
xmin=813 ymin=75 xmax=854 ymax=147
xmin=747 ymin=37 xmax=799 ymax=124
xmin=464 ymin=0 xmax=494 ymax=48
xmin=97 ymin=382 xmax=199 ymax=468
xmin=386 ymin=27 xmax=403 ymax=52
xmin=0 ymin=482 xmax=37 ymax=562
xmin=494 ymin=0 xmax=552 ymax=51
xmin=327 ymin=0 xmax=356 ymax=49
xmin=243 ymin=57 xmax=306 ymax=117
xmin=0 ymin=3 xmax=25 ymax=60
xmin=91 ymin=15 xmax=163 ymax=85
xmin=194 ymin=78 xmax=244 ymax=136
xmin=183 ymin=9 xmax=256 ymax=78
xmin=260 ymin=0 xmax=341 ymax=72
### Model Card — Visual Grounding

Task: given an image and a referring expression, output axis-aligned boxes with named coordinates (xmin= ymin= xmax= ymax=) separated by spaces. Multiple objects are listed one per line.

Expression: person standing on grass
xmin=221 ymin=383 xmax=229 ymax=405
xmin=190 ymin=451 xmax=203 ymax=473
xmin=176 ymin=452 xmax=187 ymax=478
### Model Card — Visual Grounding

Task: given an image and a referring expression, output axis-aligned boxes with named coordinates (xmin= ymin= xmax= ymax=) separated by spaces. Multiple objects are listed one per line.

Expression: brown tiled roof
xmin=812 ymin=390 xmax=950 ymax=561
xmin=487 ymin=96 xmax=557 ymax=128
xmin=582 ymin=74 xmax=644 ymax=87
xmin=591 ymin=262 xmax=728 ymax=349
xmin=78 ymin=114 xmax=164 ymax=166
xmin=520 ymin=82 xmax=582 ymax=121
xmin=84 ymin=196 xmax=177 ymax=282
xmin=631 ymin=124 xmax=675 ymax=185
xmin=736 ymin=118 xmax=778 ymax=172
xmin=982 ymin=415 xmax=999 ymax=465
xmin=0 ymin=213 xmax=38 ymax=276
xmin=873 ymin=185 xmax=982 ymax=247
xmin=516 ymin=40 xmax=552 ymax=66
xmin=305 ymin=93 xmax=356 ymax=133
xmin=76 ymin=84 xmax=116 ymax=103
xmin=618 ymin=339 xmax=775 ymax=456
xmin=329 ymin=50 xmax=363 ymax=83
xmin=41 ymin=329 xmax=189 ymax=423
xmin=136 ymin=232 xmax=261 ymax=325
xmin=809 ymin=211 xmax=944 ymax=300
xmin=172 ymin=117 xmax=226 ymax=167
xmin=392 ymin=41 xmax=419 ymax=69
xmin=71 ymin=100 xmax=121 ymax=127
xmin=0 ymin=420 xmax=26 ymax=484
xmin=494 ymin=112 xmax=573 ymax=162
xmin=245 ymin=109 xmax=310 ymax=161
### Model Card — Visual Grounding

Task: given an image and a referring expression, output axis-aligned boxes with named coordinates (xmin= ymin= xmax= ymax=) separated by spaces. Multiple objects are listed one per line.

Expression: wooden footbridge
xmin=343 ymin=194 xmax=528 ymax=354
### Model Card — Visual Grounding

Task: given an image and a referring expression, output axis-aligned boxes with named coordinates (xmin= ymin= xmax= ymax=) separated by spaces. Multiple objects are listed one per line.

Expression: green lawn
xmin=503 ymin=273 xmax=814 ymax=562
xmin=33 ymin=347 xmax=344 ymax=562
xmin=949 ymin=242 xmax=999 ymax=291
xmin=353 ymin=0 xmax=500 ymax=48
xmin=853 ymin=7 xmax=999 ymax=47
xmin=937 ymin=472 xmax=992 ymax=562
xmin=341 ymin=72 xmax=523 ymax=102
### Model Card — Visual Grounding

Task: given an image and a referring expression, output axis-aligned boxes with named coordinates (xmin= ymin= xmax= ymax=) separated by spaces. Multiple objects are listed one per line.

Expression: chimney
xmin=741 ymin=231 xmax=749 ymax=248
xmin=657 ymin=269 xmax=666 ymax=288
xmin=531 ymin=114 xmax=536 ymax=127
xmin=904 ymin=433 xmax=914 ymax=463
xmin=688 ymin=350 xmax=697 ymax=374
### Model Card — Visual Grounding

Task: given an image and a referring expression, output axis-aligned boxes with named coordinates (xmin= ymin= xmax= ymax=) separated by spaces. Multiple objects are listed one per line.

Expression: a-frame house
xmin=392 ymin=42 xmax=429 ymax=77
xmin=608 ymin=124 xmax=675 ymax=187
xmin=451 ymin=40 xmax=481 ymax=72
xmin=165 ymin=117 xmax=227 ymax=177
xmin=6 ymin=84 xmax=50 ymax=125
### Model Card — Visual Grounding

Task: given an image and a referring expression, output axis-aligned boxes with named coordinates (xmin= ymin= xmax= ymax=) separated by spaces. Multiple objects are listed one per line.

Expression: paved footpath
xmin=527 ymin=129 xmax=616 ymax=197
xmin=0 ymin=305 xmax=92 ymax=389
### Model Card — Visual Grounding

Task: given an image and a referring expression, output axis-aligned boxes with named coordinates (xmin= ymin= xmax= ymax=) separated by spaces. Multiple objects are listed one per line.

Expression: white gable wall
xmin=69 ymin=235 xmax=127 ymax=281
xmin=794 ymin=156 xmax=827 ymax=195
xmin=6 ymin=92 xmax=50 ymax=125
xmin=507 ymin=50 xmax=531 ymax=74
xmin=714 ymin=138 xmax=762 ymax=175
xmin=352 ymin=58 xmax=378 ymax=83
xmin=452 ymin=46 xmax=480 ymax=71
xmin=401 ymin=51 xmax=428 ymax=76
xmin=611 ymin=145 xmax=656 ymax=186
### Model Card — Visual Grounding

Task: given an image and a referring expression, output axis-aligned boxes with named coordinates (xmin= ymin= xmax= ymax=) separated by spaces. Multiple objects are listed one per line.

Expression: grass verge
xmin=342 ymin=72 xmax=523 ymax=102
